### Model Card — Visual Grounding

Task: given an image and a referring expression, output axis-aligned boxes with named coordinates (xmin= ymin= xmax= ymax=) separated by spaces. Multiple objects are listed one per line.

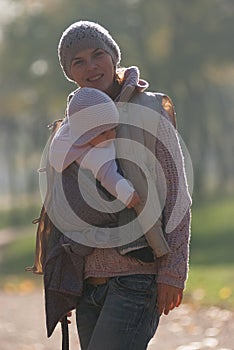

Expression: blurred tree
xmin=0 ymin=0 xmax=234 ymax=201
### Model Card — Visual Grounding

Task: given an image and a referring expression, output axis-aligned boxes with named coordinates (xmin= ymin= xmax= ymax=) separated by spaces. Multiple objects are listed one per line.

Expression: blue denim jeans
xmin=76 ymin=274 xmax=160 ymax=350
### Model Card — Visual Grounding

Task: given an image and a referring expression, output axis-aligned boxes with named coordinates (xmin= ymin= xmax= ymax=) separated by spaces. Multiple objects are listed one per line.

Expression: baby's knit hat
xmin=58 ymin=21 xmax=121 ymax=82
xmin=67 ymin=87 xmax=119 ymax=146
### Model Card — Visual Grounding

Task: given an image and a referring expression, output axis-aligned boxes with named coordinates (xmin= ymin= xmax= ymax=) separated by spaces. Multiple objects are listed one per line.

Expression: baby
xmin=50 ymin=87 xmax=140 ymax=209
xmin=49 ymin=87 xmax=170 ymax=258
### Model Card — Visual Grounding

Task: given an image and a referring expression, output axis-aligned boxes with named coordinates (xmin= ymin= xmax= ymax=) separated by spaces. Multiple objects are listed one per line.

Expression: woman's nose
xmin=86 ymin=58 xmax=97 ymax=70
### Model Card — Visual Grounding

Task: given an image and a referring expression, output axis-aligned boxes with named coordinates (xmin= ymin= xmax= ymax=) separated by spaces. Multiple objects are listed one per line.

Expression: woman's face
xmin=70 ymin=48 xmax=115 ymax=94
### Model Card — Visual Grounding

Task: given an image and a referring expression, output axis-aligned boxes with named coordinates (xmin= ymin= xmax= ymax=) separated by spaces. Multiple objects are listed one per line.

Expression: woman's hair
xmin=115 ymin=67 xmax=125 ymax=85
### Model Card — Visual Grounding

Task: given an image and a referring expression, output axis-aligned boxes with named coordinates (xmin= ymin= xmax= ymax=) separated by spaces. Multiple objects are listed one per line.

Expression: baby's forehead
xmin=68 ymin=87 xmax=119 ymax=119
xmin=74 ymin=87 xmax=113 ymax=105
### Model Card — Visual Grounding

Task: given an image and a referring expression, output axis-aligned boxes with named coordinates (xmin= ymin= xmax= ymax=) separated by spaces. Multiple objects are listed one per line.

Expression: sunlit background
xmin=0 ymin=0 xmax=234 ymax=349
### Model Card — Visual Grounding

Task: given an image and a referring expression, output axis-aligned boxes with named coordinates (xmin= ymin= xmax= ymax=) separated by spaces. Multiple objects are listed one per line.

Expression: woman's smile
xmin=70 ymin=48 xmax=115 ymax=94
xmin=87 ymin=74 xmax=104 ymax=82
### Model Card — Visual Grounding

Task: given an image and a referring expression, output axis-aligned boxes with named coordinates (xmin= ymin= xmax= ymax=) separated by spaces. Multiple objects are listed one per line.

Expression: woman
xmin=32 ymin=20 xmax=191 ymax=350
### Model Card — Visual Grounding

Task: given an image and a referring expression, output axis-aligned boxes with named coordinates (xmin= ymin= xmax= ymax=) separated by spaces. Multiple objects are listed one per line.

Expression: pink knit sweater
xmin=84 ymin=66 xmax=191 ymax=289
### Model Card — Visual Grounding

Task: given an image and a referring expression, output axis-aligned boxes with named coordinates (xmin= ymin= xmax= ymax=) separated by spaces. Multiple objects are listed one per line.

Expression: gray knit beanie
xmin=67 ymin=87 xmax=119 ymax=145
xmin=58 ymin=21 xmax=121 ymax=82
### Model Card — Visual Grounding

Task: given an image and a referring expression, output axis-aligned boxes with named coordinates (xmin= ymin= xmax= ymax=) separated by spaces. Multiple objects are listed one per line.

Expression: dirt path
xmin=0 ymin=289 xmax=233 ymax=350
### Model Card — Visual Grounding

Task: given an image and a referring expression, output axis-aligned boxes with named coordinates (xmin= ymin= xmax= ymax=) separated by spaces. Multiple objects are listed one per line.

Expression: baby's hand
xmin=126 ymin=191 xmax=141 ymax=208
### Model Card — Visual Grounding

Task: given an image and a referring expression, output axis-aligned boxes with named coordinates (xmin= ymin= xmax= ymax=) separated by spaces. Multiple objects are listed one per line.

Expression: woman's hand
xmin=126 ymin=191 xmax=141 ymax=208
xmin=157 ymin=283 xmax=183 ymax=315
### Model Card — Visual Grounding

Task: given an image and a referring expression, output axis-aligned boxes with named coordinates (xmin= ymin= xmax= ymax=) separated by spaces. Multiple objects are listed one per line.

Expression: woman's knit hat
xmin=58 ymin=21 xmax=121 ymax=82
xmin=67 ymin=87 xmax=119 ymax=146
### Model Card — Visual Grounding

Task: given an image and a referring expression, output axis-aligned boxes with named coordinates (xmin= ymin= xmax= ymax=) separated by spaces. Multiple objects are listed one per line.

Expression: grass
xmin=0 ymin=195 xmax=41 ymax=288
xmin=0 ymin=225 xmax=42 ymax=290
xmin=190 ymin=197 xmax=234 ymax=265
xmin=185 ymin=265 xmax=234 ymax=309
xmin=0 ymin=197 xmax=234 ymax=308
xmin=0 ymin=204 xmax=40 ymax=230
xmin=184 ymin=197 xmax=234 ymax=308
xmin=0 ymin=228 xmax=35 ymax=275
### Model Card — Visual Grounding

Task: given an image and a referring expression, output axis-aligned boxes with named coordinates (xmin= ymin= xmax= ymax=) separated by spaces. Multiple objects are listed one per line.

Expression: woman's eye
xmin=75 ymin=60 xmax=83 ymax=65
xmin=94 ymin=50 xmax=104 ymax=58
xmin=73 ymin=59 xmax=84 ymax=66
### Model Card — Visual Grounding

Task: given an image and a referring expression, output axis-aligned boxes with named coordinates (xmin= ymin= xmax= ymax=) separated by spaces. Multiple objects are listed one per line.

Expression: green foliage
xmin=0 ymin=205 xmax=40 ymax=230
xmin=0 ymin=0 xmax=234 ymax=200
xmin=1 ymin=0 xmax=234 ymax=309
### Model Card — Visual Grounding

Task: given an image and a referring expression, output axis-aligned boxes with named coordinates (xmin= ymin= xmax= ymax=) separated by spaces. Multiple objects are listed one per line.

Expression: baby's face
xmin=89 ymin=128 xmax=116 ymax=147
